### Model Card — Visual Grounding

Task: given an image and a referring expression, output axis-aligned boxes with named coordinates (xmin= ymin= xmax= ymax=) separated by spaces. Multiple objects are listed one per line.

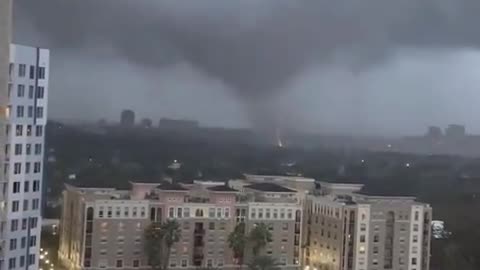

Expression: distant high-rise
xmin=426 ymin=126 xmax=442 ymax=139
xmin=120 ymin=109 xmax=135 ymax=127
xmin=445 ymin=124 xmax=465 ymax=139
xmin=140 ymin=118 xmax=152 ymax=128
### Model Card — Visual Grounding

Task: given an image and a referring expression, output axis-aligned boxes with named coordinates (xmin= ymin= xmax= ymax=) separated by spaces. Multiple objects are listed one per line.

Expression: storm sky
xmin=12 ymin=0 xmax=480 ymax=135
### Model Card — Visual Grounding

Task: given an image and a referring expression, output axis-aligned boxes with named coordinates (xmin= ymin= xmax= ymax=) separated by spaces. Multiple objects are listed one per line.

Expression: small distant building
xmin=426 ymin=126 xmax=443 ymax=139
xmin=120 ymin=109 xmax=135 ymax=127
xmin=140 ymin=118 xmax=152 ymax=128
xmin=445 ymin=124 xmax=465 ymax=138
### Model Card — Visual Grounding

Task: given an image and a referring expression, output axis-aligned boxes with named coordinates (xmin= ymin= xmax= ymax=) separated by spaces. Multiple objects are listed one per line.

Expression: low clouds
xmin=12 ymin=0 xmax=480 ymax=135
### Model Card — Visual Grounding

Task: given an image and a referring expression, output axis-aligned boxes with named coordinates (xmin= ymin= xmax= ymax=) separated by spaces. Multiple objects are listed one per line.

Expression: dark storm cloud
xmin=12 ymin=0 xmax=480 ymax=133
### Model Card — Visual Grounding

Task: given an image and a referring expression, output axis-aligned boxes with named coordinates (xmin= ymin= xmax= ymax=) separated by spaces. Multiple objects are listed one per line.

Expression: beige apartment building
xmin=59 ymin=176 xmax=431 ymax=270
xmin=58 ymin=180 xmax=303 ymax=270
xmin=303 ymin=182 xmax=432 ymax=270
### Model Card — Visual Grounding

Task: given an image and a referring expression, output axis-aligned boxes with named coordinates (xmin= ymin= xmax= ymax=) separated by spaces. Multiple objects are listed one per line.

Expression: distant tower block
xmin=120 ymin=109 xmax=135 ymax=126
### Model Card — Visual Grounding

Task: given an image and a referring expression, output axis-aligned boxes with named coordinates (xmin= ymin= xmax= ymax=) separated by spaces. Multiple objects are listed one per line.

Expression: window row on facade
xmin=9 ymin=63 xmax=46 ymax=80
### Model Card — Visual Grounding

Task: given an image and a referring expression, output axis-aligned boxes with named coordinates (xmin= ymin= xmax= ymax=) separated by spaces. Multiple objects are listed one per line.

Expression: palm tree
xmin=160 ymin=220 xmax=181 ymax=270
xmin=248 ymin=256 xmax=279 ymax=270
xmin=144 ymin=222 xmax=164 ymax=270
xmin=228 ymin=222 xmax=246 ymax=267
xmin=248 ymin=223 xmax=272 ymax=257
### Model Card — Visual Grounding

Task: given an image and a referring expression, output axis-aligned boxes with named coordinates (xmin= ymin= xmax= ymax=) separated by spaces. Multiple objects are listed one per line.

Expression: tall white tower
xmin=2 ymin=44 xmax=49 ymax=270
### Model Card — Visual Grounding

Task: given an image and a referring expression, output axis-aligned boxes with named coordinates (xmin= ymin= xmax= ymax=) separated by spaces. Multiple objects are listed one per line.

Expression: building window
xmin=19 ymin=256 xmax=25 ymax=267
xmin=266 ymin=209 xmax=271 ymax=218
xmin=412 ymin=258 xmax=417 ymax=265
xmin=8 ymin=258 xmax=16 ymax=270
xmin=225 ymin=207 xmax=230 ymax=218
xmin=32 ymin=199 xmax=40 ymax=210
xmin=177 ymin=208 xmax=183 ymax=218
xmin=30 ymin=217 xmax=38 ymax=229
xmin=273 ymin=209 xmax=278 ymax=218
xmin=282 ymin=223 xmax=288 ymax=230
xmin=414 ymin=211 xmax=419 ymax=221
xmin=23 ymin=199 xmax=29 ymax=211
xmin=373 ymin=234 xmax=380 ymax=243
xmin=17 ymin=84 xmax=25 ymax=97
xmin=207 ymin=259 xmax=213 ymax=267
xmin=21 ymin=237 xmax=26 ymax=248
xmin=36 ymin=86 xmax=45 ymax=99
xmin=29 ymin=66 xmax=35 ymax=79
xmin=33 ymin=180 xmax=40 ymax=192
xmin=35 ymin=107 xmax=44 ymax=119
xmin=413 ymin=235 xmax=418 ymax=243
xmin=11 ymin=219 xmax=18 ymax=231
xmin=28 ymin=106 xmax=33 ymax=118
xmin=116 ymin=260 xmax=123 ymax=268
xmin=28 ymin=254 xmax=36 ymax=266
xmin=17 ymin=105 xmax=24 ymax=117
xmin=373 ymin=246 xmax=379 ymax=254
xmin=360 ymin=223 xmax=366 ymax=231
xmin=14 ymin=144 xmax=22 ymax=155
xmin=18 ymin=64 xmax=26 ymax=77
xmin=16 ymin=124 xmax=23 ymax=136
xmin=33 ymin=162 xmax=41 ymax=173
xmin=13 ymin=181 xmax=20 ymax=193
xmin=25 ymin=162 xmax=31 ymax=173
xmin=12 ymin=200 xmax=20 ymax=212
xmin=26 ymin=144 xmax=31 ymax=155
xmin=360 ymin=235 xmax=366 ymax=243
xmin=413 ymin=224 xmax=419 ymax=232
xmin=35 ymin=126 xmax=43 ymax=137
xmin=10 ymin=238 xmax=17 ymax=250
xmin=209 ymin=222 xmax=215 ymax=230
xmin=22 ymin=219 xmax=27 ymax=230
xmin=181 ymin=259 xmax=187 ymax=267
xmin=38 ymin=67 xmax=46 ymax=79
xmin=169 ymin=207 xmax=174 ymax=218
xmin=133 ymin=260 xmax=140 ymax=268
xmin=217 ymin=207 xmax=222 ymax=218
xmin=24 ymin=180 xmax=30 ymax=192
xmin=287 ymin=209 xmax=293 ymax=219
xmin=29 ymin=235 xmax=37 ymax=247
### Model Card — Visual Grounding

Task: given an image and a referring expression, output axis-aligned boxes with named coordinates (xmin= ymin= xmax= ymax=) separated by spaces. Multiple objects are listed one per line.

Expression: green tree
xmin=248 ymin=223 xmax=272 ymax=257
xmin=160 ymin=220 xmax=181 ymax=270
xmin=144 ymin=222 xmax=164 ymax=270
xmin=248 ymin=256 xmax=280 ymax=270
xmin=228 ymin=222 xmax=246 ymax=267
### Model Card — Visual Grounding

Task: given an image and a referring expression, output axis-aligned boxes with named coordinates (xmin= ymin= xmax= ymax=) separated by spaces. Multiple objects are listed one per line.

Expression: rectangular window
xmin=116 ymin=260 xmax=123 ymax=268
xmin=133 ymin=260 xmax=140 ymax=268
xmin=28 ymin=85 xmax=34 ymax=98
xmin=412 ymin=258 xmax=417 ymax=265
xmin=181 ymin=259 xmax=187 ymax=267
xmin=35 ymin=107 xmax=44 ymax=119
xmin=12 ymin=200 xmax=20 ymax=212
xmin=209 ymin=208 xmax=215 ymax=218
xmin=28 ymin=106 xmax=33 ymax=118
xmin=38 ymin=67 xmax=46 ymax=79
xmin=19 ymin=64 xmax=26 ymax=77
xmin=26 ymin=144 xmax=31 ymax=155
xmin=217 ymin=207 xmax=222 ymax=218
xmin=209 ymin=222 xmax=215 ymax=230
xmin=36 ymin=86 xmax=45 ymax=99
xmin=35 ymin=126 xmax=43 ymax=137
xmin=34 ymin=162 xmax=41 ymax=173
xmin=29 ymin=235 xmax=37 ymax=247
xmin=20 ymin=256 xmax=25 ymax=267
xmin=23 ymin=199 xmax=29 ymax=211
xmin=184 ymin=207 xmax=190 ymax=218
xmin=13 ymin=181 xmax=20 ymax=193
xmin=32 ymin=199 xmax=40 ymax=210
xmin=8 ymin=257 xmax=16 ymax=270
xmin=169 ymin=207 xmax=174 ymax=218
xmin=30 ymin=217 xmax=38 ymax=229
xmin=17 ymin=84 xmax=25 ymax=97
xmin=16 ymin=124 xmax=22 ymax=136
xmin=413 ymin=224 xmax=419 ymax=232
xmin=413 ymin=235 xmax=418 ymax=243
xmin=7 ymin=83 xmax=12 ymax=97
xmin=21 ymin=237 xmax=26 ymax=248
xmin=414 ymin=211 xmax=419 ymax=221
xmin=27 ymin=125 xmax=32 ymax=136
xmin=34 ymin=144 xmax=42 ymax=155
xmin=24 ymin=180 xmax=30 ymax=192
xmin=23 ymin=180 xmax=30 ymax=192
xmin=28 ymin=254 xmax=35 ymax=265
xmin=225 ymin=207 xmax=230 ymax=218
xmin=29 ymin=66 xmax=35 ymax=79
xmin=26 ymin=162 xmax=31 ymax=173
xmin=14 ymin=144 xmax=22 ymax=155
xmin=22 ymin=219 xmax=27 ymax=230
xmin=177 ymin=208 xmax=183 ymax=218
xmin=360 ymin=235 xmax=366 ymax=243
xmin=17 ymin=105 xmax=24 ymax=117
xmin=33 ymin=180 xmax=40 ymax=192
xmin=11 ymin=219 xmax=18 ymax=231
xmin=10 ymin=238 xmax=17 ymax=250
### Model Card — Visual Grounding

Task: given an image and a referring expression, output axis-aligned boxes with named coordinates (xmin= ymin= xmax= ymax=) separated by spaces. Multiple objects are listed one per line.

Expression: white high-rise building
xmin=1 ymin=44 xmax=49 ymax=270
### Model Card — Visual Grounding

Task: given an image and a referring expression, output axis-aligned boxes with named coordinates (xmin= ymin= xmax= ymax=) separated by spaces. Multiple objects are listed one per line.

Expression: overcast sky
xmin=12 ymin=0 xmax=480 ymax=135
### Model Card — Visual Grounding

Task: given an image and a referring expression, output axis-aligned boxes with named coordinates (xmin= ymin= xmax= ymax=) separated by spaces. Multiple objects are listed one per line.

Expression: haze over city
xmin=13 ymin=0 xmax=480 ymax=135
